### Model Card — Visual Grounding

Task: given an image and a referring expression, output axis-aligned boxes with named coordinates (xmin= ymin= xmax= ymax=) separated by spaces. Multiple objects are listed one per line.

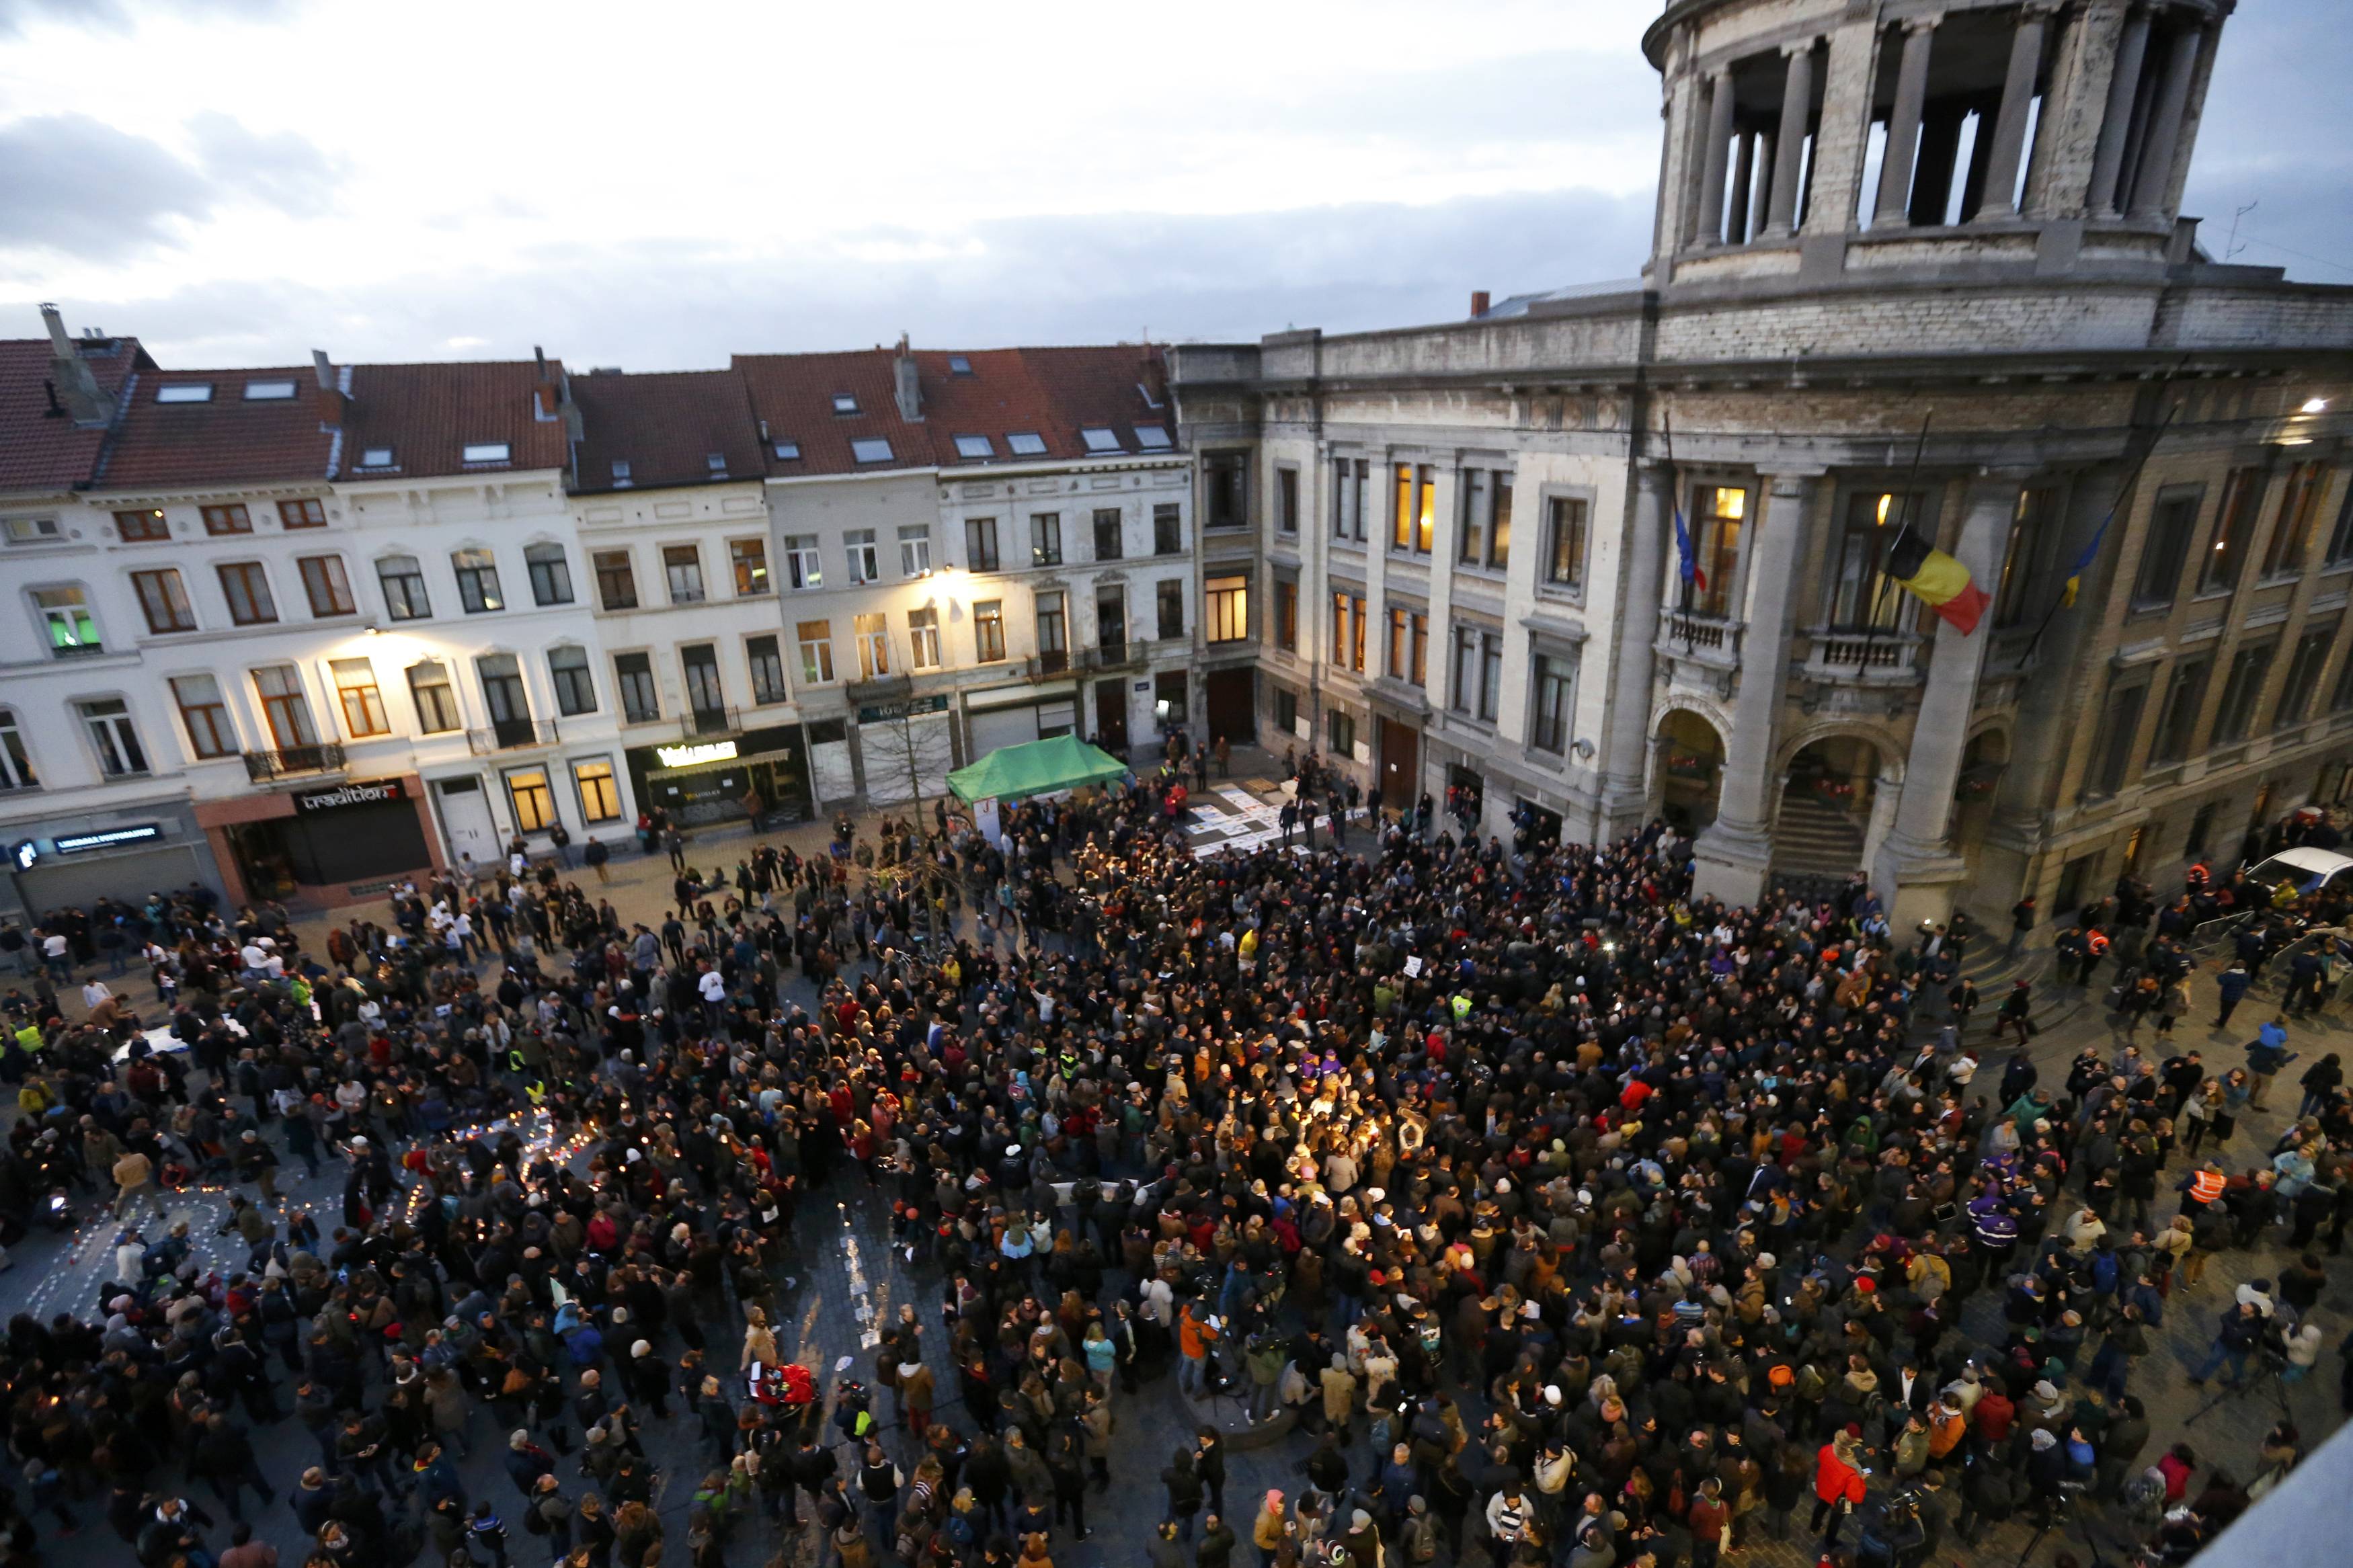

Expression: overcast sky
xmin=1 ymin=0 xmax=2346 ymax=371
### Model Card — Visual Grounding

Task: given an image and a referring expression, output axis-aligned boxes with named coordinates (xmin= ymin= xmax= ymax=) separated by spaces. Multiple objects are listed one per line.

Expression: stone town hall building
xmin=1170 ymin=0 xmax=2353 ymax=927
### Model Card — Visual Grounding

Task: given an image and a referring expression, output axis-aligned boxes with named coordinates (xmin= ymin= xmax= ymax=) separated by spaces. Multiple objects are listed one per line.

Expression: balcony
xmin=1801 ymin=630 xmax=1923 ymax=686
xmin=466 ymin=718 xmax=558 ymax=754
xmin=680 ymin=706 xmax=740 ymax=739
xmin=244 ymin=743 xmax=346 ymax=782
xmin=1657 ymin=612 xmax=1743 ymax=667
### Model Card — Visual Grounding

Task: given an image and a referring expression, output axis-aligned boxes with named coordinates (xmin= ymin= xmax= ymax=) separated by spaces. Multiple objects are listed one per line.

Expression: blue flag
xmin=1673 ymin=498 xmax=1704 ymax=590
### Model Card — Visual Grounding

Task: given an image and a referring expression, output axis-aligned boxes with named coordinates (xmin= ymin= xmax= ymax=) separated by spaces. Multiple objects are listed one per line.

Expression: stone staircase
xmin=1771 ymin=790 xmax=1867 ymax=877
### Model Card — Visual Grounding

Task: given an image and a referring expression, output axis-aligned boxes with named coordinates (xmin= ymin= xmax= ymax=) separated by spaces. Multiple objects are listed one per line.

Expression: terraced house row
xmin=0 ymin=319 xmax=1203 ymax=913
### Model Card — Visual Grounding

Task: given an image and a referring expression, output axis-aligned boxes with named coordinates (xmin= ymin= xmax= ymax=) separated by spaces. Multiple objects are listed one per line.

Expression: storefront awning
xmin=948 ymin=733 xmax=1128 ymax=804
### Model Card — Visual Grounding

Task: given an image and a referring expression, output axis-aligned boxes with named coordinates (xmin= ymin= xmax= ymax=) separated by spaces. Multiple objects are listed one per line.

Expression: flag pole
xmin=2020 ymin=392 xmax=2184 ymax=663
xmin=1665 ymin=411 xmax=1692 ymax=651
xmin=1861 ymin=413 xmax=1934 ymax=674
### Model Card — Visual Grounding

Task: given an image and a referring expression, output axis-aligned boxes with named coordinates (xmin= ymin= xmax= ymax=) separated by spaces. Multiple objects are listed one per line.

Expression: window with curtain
xmin=453 ymin=548 xmax=504 ymax=612
xmin=549 ymin=646 xmax=597 ymax=715
xmin=331 ymin=658 xmax=390 ymax=737
xmin=251 ymin=664 xmax=316 ymax=747
xmin=408 ymin=661 xmax=460 ymax=733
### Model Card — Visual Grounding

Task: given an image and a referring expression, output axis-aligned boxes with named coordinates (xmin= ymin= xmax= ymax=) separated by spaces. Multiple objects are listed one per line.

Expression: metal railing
xmin=244 ymin=743 xmax=346 ymax=781
xmin=682 ymin=706 xmax=739 ymax=739
xmin=1811 ymin=632 xmax=1919 ymax=671
xmin=465 ymin=719 xmax=557 ymax=754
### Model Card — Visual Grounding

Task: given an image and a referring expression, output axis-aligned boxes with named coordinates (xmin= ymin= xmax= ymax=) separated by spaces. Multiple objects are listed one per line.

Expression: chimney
xmin=38 ymin=303 xmax=115 ymax=427
xmin=312 ymin=349 xmax=346 ymax=427
xmin=533 ymin=345 xmax=559 ymax=417
xmin=892 ymin=333 xmax=922 ymax=423
xmin=1470 ymin=290 xmax=1490 ymax=319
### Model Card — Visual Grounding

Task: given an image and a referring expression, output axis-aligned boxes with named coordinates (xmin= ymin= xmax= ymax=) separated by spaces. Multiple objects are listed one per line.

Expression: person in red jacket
xmin=1973 ymin=1383 xmax=2017 ymax=1454
xmin=1810 ymin=1427 xmax=1868 ymax=1549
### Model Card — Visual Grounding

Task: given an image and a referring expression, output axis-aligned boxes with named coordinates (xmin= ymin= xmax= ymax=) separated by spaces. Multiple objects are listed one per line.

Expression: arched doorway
xmin=1777 ymin=735 xmax=1884 ymax=874
xmin=1655 ymin=710 xmax=1725 ymax=832
xmin=1953 ymin=728 xmax=2010 ymax=869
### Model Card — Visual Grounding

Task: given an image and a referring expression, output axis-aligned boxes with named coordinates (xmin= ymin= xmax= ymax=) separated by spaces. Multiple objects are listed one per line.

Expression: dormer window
xmin=1080 ymin=427 xmax=1123 ymax=454
xmin=773 ymin=440 xmax=801 ymax=460
xmin=954 ymin=434 xmax=994 ymax=460
xmin=832 ymin=394 xmax=860 ymax=415
xmin=949 ymin=356 xmax=973 ymax=376
xmin=156 ymin=383 xmax=212 ymax=403
xmin=706 ymin=452 xmax=727 ymax=474
xmin=1138 ymin=381 xmax=1164 ymax=410
xmin=611 ymin=459 xmax=633 ymax=486
xmin=358 ymin=447 xmax=395 ymax=468
xmin=462 ymin=442 xmax=511 ymax=465
xmin=1007 ymin=432 xmax=1047 ymax=456
xmin=243 ymin=380 xmax=297 ymax=400
xmin=1135 ymin=424 xmax=1172 ymax=450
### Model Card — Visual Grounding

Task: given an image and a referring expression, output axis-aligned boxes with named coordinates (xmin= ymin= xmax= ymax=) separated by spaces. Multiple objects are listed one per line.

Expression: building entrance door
xmin=1205 ymin=667 xmax=1255 ymax=745
xmin=1095 ymin=680 xmax=1129 ymax=757
xmin=1378 ymin=718 xmax=1419 ymax=813
xmin=434 ymin=776 xmax=501 ymax=866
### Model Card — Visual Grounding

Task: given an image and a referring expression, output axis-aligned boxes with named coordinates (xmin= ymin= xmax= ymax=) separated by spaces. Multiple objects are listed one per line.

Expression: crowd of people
xmin=0 ymin=765 xmax=2345 ymax=1568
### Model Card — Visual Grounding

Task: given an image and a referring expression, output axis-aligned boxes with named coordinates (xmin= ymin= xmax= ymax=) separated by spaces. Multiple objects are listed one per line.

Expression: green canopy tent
xmin=947 ymin=733 xmax=1129 ymax=804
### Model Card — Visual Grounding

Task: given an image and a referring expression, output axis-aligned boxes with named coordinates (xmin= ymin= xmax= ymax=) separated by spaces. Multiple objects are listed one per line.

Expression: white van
xmin=2243 ymin=845 xmax=2353 ymax=901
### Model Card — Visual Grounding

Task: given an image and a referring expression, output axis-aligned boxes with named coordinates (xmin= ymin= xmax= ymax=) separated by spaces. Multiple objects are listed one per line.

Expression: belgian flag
xmin=1885 ymin=526 xmax=1989 ymax=636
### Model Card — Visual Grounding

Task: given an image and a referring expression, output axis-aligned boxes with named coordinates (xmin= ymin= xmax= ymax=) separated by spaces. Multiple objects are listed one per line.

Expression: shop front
xmin=3 ymin=795 xmax=223 ymax=920
xmin=198 ymin=775 xmax=439 ymax=908
xmin=623 ymin=724 xmax=811 ymax=831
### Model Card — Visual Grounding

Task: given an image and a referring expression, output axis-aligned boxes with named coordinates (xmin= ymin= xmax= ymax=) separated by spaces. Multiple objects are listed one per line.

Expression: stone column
xmin=2088 ymin=9 xmax=2153 ymax=213
xmin=1764 ymin=42 xmax=1817 ymax=236
xmin=1977 ymin=3 xmax=2055 ymax=219
xmin=1872 ymin=19 xmax=1938 ymax=229
xmin=2129 ymin=22 xmax=2205 ymax=216
xmin=1872 ymin=472 xmax=2025 ymax=929
xmin=1727 ymin=130 xmax=1757 ymax=245
xmin=1696 ymin=71 xmax=1737 ymax=244
xmin=1692 ymin=470 xmax=1818 ymax=907
xmin=1600 ymin=460 xmax=1673 ymax=835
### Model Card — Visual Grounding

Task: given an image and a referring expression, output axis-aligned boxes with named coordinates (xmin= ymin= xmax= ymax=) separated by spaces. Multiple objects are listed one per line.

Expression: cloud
xmin=0 ymin=112 xmax=342 ymax=263
xmin=0 ymin=114 xmax=212 ymax=260
xmin=188 ymin=110 xmax=342 ymax=216
xmin=9 ymin=186 xmax=1656 ymax=369
xmin=0 ymin=0 xmax=290 ymax=36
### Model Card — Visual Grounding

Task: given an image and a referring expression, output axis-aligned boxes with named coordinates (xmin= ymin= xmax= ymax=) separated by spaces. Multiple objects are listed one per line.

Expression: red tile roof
xmin=732 ymin=343 xmax=1172 ymax=479
xmin=97 ymin=365 xmax=334 ymax=491
xmin=567 ymin=368 xmax=765 ymax=494
xmin=0 ymin=335 xmax=151 ymax=493
xmin=341 ymin=360 xmax=570 ymax=481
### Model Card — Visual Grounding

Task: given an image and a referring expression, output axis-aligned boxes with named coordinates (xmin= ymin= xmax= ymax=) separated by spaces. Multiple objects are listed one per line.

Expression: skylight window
xmin=611 ymin=459 xmax=633 ymax=485
xmin=707 ymin=452 xmax=727 ymax=473
xmin=774 ymin=440 xmax=802 ymax=460
xmin=953 ymin=434 xmax=994 ymax=460
xmin=1137 ymin=381 xmax=1165 ymax=410
xmin=1007 ymin=432 xmax=1047 ymax=456
xmin=1134 ymin=424 xmax=1172 ymax=450
xmin=1080 ymin=427 xmax=1123 ymax=453
xmin=463 ymin=442 xmax=512 ymax=464
xmin=156 ymin=384 xmax=213 ymax=403
xmin=244 ymin=380 xmax=298 ymax=401
xmin=850 ymin=438 xmax=894 ymax=464
xmin=949 ymin=356 xmax=973 ymax=376
xmin=832 ymin=394 xmax=861 ymax=415
xmin=358 ymin=448 xmax=395 ymax=468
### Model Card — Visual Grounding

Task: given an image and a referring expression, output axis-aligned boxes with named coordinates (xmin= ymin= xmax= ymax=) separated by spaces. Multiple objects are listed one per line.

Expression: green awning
xmin=949 ymin=733 xmax=1129 ymax=804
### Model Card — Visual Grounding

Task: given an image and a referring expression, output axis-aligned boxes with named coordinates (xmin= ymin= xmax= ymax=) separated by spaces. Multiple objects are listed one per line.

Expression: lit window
xmin=851 ymin=438 xmax=893 ymax=464
xmin=243 ymin=380 xmax=297 ymax=400
xmin=3 ymin=517 xmax=61 ymax=544
xmin=1134 ymin=425 xmax=1171 ymax=450
xmin=773 ymin=440 xmax=801 ymax=460
xmin=34 ymin=587 xmax=102 ymax=656
xmin=832 ymin=394 xmax=861 ymax=415
xmin=156 ymin=384 xmax=212 ymax=403
xmin=114 ymin=509 xmax=169 ymax=542
xmin=954 ymin=434 xmax=994 ymax=459
xmin=1007 ymin=432 xmax=1047 ymax=456
xmin=462 ymin=442 xmax=512 ymax=464
xmin=1080 ymin=427 xmax=1122 ymax=453
xmin=573 ymin=758 xmax=621 ymax=822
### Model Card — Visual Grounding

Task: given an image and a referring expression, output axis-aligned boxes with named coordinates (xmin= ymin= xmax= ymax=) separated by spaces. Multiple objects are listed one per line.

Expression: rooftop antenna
xmin=2225 ymin=200 xmax=2257 ymax=261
